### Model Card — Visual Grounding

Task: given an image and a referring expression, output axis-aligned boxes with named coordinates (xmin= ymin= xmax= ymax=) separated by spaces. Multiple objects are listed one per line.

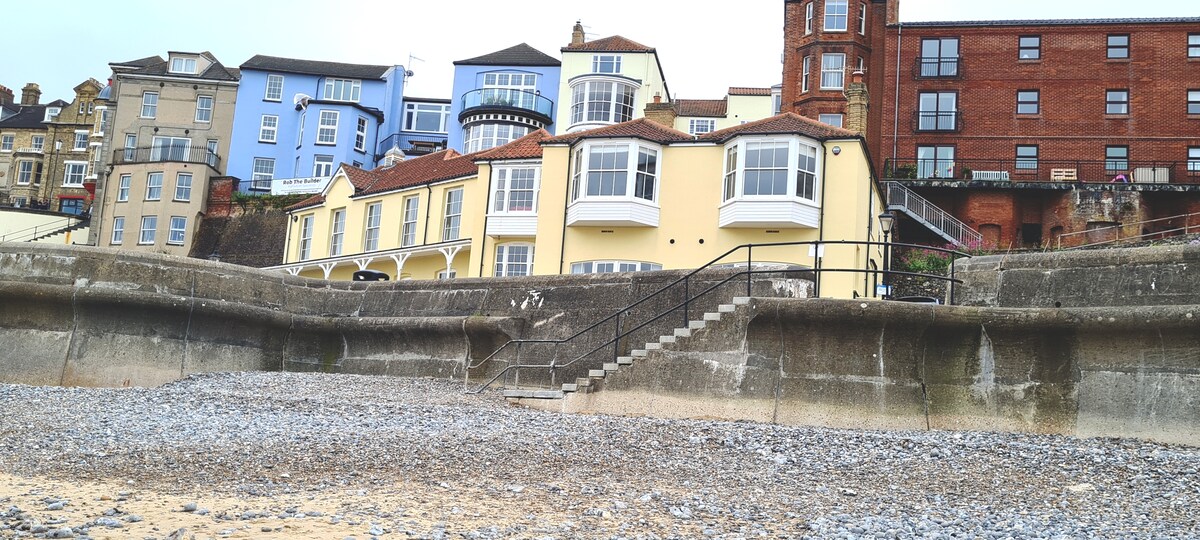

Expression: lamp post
xmin=878 ymin=211 xmax=895 ymax=298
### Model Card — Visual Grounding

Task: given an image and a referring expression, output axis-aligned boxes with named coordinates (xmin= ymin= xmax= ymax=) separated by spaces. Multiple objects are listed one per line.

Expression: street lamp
xmin=878 ymin=211 xmax=896 ymax=298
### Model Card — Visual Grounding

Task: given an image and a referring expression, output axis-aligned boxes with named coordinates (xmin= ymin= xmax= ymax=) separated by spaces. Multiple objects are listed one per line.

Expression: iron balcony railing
xmin=466 ymin=240 xmax=971 ymax=395
xmin=13 ymin=147 xmax=44 ymax=154
xmin=914 ymin=56 xmax=961 ymax=78
xmin=376 ymin=133 xmax=448 ymax=158
xmin=913 ymin=111 xmax=961 ymax=132
xmin=112 ymin=146 xmax=221 ymax=169
xmin=458 ymin=88 xmax=555 ymax=123
xmin=883 ymin=158 xmax=1193 ymax=184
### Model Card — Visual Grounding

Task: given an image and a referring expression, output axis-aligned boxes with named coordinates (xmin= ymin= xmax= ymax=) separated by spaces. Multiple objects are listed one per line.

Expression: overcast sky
xmin=7 ymin=1 xmax=1195 ymax=105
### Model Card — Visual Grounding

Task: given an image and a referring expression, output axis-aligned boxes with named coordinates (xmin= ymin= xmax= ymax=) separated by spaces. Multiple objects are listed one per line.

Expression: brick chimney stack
xmin=844 ymin=71 xmax=869 ymax=135
xmin=20 ymin=83 xmax=41 ymax=106
xmin=571 ymin=21 xmax=586 ymax=46
xmin=886 ymin=0 xmax=900 ymax=25
xmin=0 ymin=85 xmax=13 ymax=105
xmin=643 ymin=93 xmax=677 ymax=129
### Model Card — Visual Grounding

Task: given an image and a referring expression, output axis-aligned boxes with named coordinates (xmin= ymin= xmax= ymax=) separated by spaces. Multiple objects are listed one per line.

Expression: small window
xmin=139 ymin=216 xmax=157 ymax=245
xmin=259 ymin=115 xmax=278 ymax=142
xmin=404 ymin=102 xmax=451 ymax=132
xmin=495 ymin=244 xmax=534 ymax=277
xmin=195 ymin=95 xmax=213 ymax=123
xmin=804 ymin=2 xmax=813 ymax=34
xmin=1189 ymin=90 xmax=1200 ymax=115
xmin=492 ymin=167 xmax=539 ymax=213
xmin=688 ymin=119 xmax=716 ymax=135
xmin=1186 ymin=147 xmax=1200 ymax=173
xmin=16 ymin=161 xmax=33 ymax=184
xmin=1190 ymin=34 xmax=1200 ymax=58
xmin=919 ymin=38 xmax=960 ymax=77
xmin=1106 ymin=89 xmax=1129 ymax=115
xmin=116 ymin=174 xmax=131 ymax=202
xmin=818 ymin=113 xmax=844 ymax=128
xmin=1018 ymin=36 xmax=1041 ymax=60
xmin=571 ymin=261 xmax=663 ymax=274
xmin=824 ymin=0 xmax=848 ymax=31
xmin=820 ymin=53 xmax=846 ymax=89
xmin=591 ymin=54 xmax=621 ymax=73
xmin=251 ymin=158 xmax=274 ymax=190
xmin=1016 ymin=145 xmax=1038 ymax=170
xmin=313 ymin=155 xmax=334 ymax=177
xmin=1017 ymin=90 xmax=1039 ymax=114
xmin=63 ymin=162 xmax=86 ymax=186
xmin=0 ymin=135 xmax=12 ymax=151
xmin=43 ymin=107 xmax=61 ymax=122
xmin=355 ymin=117 xmax=368 ymax=152
xmin=146 ymin=172 xmax=163 ymax=200
xmin=111 ymin=217 xmax=125 ymax=245
xmin=364 ymin=202 xmax=382 ymax=252
xmin=1105 ymin=146 xmax=1128 ymax=171
xmin=298 ymin=215 xmax=313 ymax=260
xmin=329 ymin=209 xmax=345 ymax=256
xmin=141 ymin=92 xmax=158 ymax=118
xmin=1107 ymin=34 xmax=1129 ymax=59
xmin=174 ymin=173 xmax=192 ymax=201
xmin=264 ymin=74 xmax=284 ymax=101
xmin=443 ymin=188 xmax=464 ymax=241
xmin=170 ymin=57 xmax=196 ymax=73
xmin=322 ymin=78 xmax=361 ymax=102
xmin=401 ymin=196 xmax=419 ymax=247
xmin=31 ymin=135 xmax=44 ymax=151
xmin=72 ymin=131 xmax=88 ymax=151
xmin=168 ymin=216 xmax=187 ymax=245
xmin=858 ymin=2 xmax=867 ymax=34
xmin=317 ymin=110 xmax=338 ymax=144
xmin=801 ymin=56 xmax=811 ymax=93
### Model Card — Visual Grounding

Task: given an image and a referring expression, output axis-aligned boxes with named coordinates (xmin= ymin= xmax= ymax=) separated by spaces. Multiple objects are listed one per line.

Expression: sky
xmin=5 ymin=1 xmax=1196 ymax=105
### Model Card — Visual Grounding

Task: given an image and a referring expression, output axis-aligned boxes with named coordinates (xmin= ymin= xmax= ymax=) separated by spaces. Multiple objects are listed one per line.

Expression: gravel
xmin=1 ymin=371 xmax=1198 ymax=538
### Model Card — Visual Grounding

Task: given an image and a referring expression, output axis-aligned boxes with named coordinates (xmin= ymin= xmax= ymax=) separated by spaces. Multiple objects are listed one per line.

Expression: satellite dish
xmin=293 ymin=93 xmax=312 ymax=111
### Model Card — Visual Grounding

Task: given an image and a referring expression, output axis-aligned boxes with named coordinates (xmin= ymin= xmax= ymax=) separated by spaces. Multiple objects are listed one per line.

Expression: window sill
xmin=1017 ymin=59 xmax=1042 ymax=63
xmin=1016 ymin=114 xmax=1043 ymax=119
xmin=263 ymin=99 xmax=282 ymax=103
xmin=314 ymin=142 xmax=337 ymax=147
xmin=259 ymin=140 xmax=277 ymax=144
xmin=1105 ymin=58 xmax=1130 ymax=63
xmin=1103 ymin=115 xmax=1130 ymax=119
xmin=173 ymin=199 xmax=191 ymax=203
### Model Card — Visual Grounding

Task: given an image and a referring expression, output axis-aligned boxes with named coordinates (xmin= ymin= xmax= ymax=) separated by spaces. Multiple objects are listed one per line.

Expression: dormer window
xmin=720 ymin=136 xmax=822 ymax=229
xmin=43 ymin=107 xmax=61 ymax=122
xmin=567 ymin=141 xmax=660 ymax=227
xmin=170 ymin=57 xmax=197 ymax=74
xmin=592 ymin=55 xmax=621 ymax=74
xmin=568 ymin=78 xmax=638 ymax=130
xmin=323 ymin=78 xmax=361 ymax=102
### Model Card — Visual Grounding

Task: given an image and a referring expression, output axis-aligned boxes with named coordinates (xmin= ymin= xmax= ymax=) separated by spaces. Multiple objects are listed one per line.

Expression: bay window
xmin=567 ymin=141 xmax=661 ymax=227
xmin=720 ymin=136 xmax=822 ymax=229
xmin=487 ymin=165 xmax=541 ymax=237
xmin=569 ymin=78 xmax=637 ymax=129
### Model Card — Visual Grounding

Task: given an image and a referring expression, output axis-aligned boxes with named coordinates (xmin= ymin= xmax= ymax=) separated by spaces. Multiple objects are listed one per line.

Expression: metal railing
xmin=914 ymin=56 xmax=961 ymax=78
xmin=459 ymin=88 xmax=555 ymax=121
xmin=376 ymin=133 xmax=448 ymax=157
xmin=0 ymin=215 xmax=88 ymax=243
xmin=112 ymin=146 xmax=221 ymax=169
xmin=913 ymin=111 xmax=961 ymax=132
xmin=13 ymin=147 xmax=43 ymax=154
xmin=467 ymin=240 xmax=970 ymax=395
xmin=884 ymin=181 xmax=982 ymax=248
xmin=1056 ymin=211 xmax=1200 ymax=249
xmin=884 ymin=158 xmax=1192 ymax=184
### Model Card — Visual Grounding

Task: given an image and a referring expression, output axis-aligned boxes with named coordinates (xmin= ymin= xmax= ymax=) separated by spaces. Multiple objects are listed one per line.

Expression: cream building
xmin=93 ymin=52 xmax=239 ymax=255
xmin=554 ymin=23 xmax=670 ymax=134
xmin=273 ymin=113 xmax=889 ymax=299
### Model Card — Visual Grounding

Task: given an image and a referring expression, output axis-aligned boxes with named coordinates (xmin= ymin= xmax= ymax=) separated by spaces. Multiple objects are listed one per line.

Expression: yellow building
xmin=556 ymin=23 xmax=670 ymax=134
xmin=274 ymin=113 xmax=888 ymax=299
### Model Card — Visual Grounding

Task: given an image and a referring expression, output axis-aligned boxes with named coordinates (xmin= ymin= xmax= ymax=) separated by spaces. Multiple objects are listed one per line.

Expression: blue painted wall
xmin=446 ymin=65 xmax=561 ymax=152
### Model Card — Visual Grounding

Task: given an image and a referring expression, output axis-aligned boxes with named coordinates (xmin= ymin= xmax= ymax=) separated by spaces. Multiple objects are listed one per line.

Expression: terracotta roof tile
xmin=475 ymin=129 xmax=551 ymax=161
xmin=541 ymin=118 xmax=695 ymax=145
xmin=728 ymin=87 xmax=772 ymax=96
xmin=287 ymin=194 xmax=325 ymax=212
xmin=341 ymin=164 xmax=376 ymax=190
xmin=454 ymin=43 xmax=560 ymax=67
xmin=562 ymin=35 xmax=655 ymax=53
xmin=698 ymin=112 xmax=859 ymax=142
xmin=356 ymin=150 xmax=479 ymax=196
xmin=674 ymin=99 xmax=727 ymax=117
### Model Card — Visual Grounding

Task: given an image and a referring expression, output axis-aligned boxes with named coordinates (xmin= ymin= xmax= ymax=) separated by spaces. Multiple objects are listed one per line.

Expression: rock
xmin=182 ymin=502 xmax=198 ymax=512
xmin=45 ymin=501 xmax=64 ymax=511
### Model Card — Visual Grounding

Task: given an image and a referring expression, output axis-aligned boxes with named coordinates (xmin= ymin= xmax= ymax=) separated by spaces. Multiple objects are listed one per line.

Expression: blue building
xmin=447 ymin=44 xmax=560 ymax=153
xmin=227 ymin=55 xmax=406 ymax=192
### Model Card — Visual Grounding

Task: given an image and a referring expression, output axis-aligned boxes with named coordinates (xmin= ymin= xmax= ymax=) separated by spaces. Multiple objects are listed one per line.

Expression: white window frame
xmin=355 ymin=116 xmax=367 ymax=152
xmin=1190 ymin=34 xmax=1200 ymax=58
xmin=62 ymin=161 xmax=87 ymax=187
xmin=364 ymin=202 xmax=382 ymax=252
xmin=569 ymin=78 xmax=638 ymax=127
xmin=591 ymin=54 xmax=622 ymax=74
xmin=491 ymin=166 xmax=540 ymax=214
xmin=31 ymin=135 xmax=45 ymax=152
xmin=259 ymin=115 xmax=278 ymax=142
xmin=168 ymin=216 xmax=187 ymax=245
xmin=174 ymin=173 xmax=192 ymax=201
xmin=721 ymin=136 xmax=820 ymax=203
xmin=72 ymin=131 xmax=88 ymax=151
xmin=801 ymin=56 xmax=811 ymax=93
xmin=329 ymin=208 xmax=346 ymax=256
xmin=401 ymin=196 xmax=419 ymax=247
xmin=252 ymin=158 xmax=275 ymax=190
xmin=403 ymin=103 xmax=451 ymax=133
xmin=298 ymin=215 xmax=313 ymax=260
xmin=820 ymin=53 xmax=846 ymax=90
xmin=264 ymin=74 xmax=284 ymax=101
xmin=313 ymin=155 xmax=335 ymax=177
xmin=442 ymin=187 xmax=464 ymax=241
xmin=139 ymin=216 xmax=157 ymax=245
xmin=150 ymin=136 xmax=191 ymax=161
xmin=858 ymin=2 xmax=867 ymax=34
xmin=818 ymin=113 xmax=844 ymax=128
xmin=570 ymin=141 xmax=661 ymax=204
xmin=688 ymin=119 xmax=716 ymax=135
xmin=141 ymin=92 xmax=158 ymax=118
xmin=116 ymin=174 xmax=131 ymax=201
xmin=322 ymin=78 xmax=361 ymax=102
xmin=1 ymin=135 xmax=13 ymax=151
xmin=146 ymin=172 xmax=163 ymax=200
xmin=16 ymin=161 xmax=33 ymax=185
xmin=464 ymin=123 xmax=529 ymax=153
xmin=570 ymin=261 xmax=662 ymax=274
xmin=495 ymin=244 xmax=534 ymax=277
xmin=317 ymin=110 xmax=338 ymax=144
xmin=824 ymin=0 xmax=849 ymax=31
xmin=111 ymin=217 xmax=125 ymax=245
xmin=437 ymin=269 xmax=457 ymax=280
xmin=1188 ymin=147 xmax=1200 ymax=173
xmin=195 ymin=95 xmax=213 ymax=123
xmin=805 ymin=2 xmax=814 ymax=34
xmin=170 ymin=57 xmax=197 ymax=74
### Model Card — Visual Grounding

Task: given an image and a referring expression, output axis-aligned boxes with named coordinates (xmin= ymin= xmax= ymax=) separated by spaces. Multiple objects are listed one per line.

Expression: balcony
xmin=883 ymin=158 xmax=1200 ymax=187
xmin=13 ymin=147 xmax=44 ymax=155
xmin=458 ymin=89 xmax=554 ymax=126
xmin=376 ymin=133 xmax=447 ymax=158
xmin=112 ymin=146 xmax=221 ymax=169
xmin=913 ymin=111 xmax=961 ymax=132
xmin=914 ymin=56 xmax=961 ymax=78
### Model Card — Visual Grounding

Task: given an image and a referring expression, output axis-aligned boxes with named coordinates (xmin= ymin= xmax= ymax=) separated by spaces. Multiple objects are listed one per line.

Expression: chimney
xmin=886 ymin=0 xmax=900 ymax=25
xmin=0 ymin=85 xmax=12 ymax=105
xmin=571 ymin=20 xmax=586 ymax=47
xmin=643 ymin=94 xmax=677 ymax=129
xmin=844 ymin=71 xmax=869 ymax=135
xmin=20 ymin=83 xmax=41 ymax=106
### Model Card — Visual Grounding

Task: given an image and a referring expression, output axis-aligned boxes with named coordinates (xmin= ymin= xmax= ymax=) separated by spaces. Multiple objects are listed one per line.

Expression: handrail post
xmin=613 ymin=311 xmax=622 ymax=363
xmin=683 ymin=276 xmax=689 ymax=327
xmin=949 ymin=259 xmax=957 ymax=305
xmin=746 ymin=245 xmax=753 ymax=298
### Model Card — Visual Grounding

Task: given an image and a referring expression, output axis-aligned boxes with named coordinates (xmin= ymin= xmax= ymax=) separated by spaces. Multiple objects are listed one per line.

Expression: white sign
xmin=271 ymin=176 xmax=331 ymax=195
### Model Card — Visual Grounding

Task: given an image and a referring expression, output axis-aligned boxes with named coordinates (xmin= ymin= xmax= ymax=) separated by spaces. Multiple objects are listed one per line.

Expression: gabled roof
xmin=46 ymin=99 xmax=69 ymax=108
xmin=356 ymin=150 xmax=480 ymax=197
xmin=674 ymin=99 xmax=727 ymax=118
xmin=728 ymin=87 xmax=772 ymax=96
xmin=563 ymin=35 xmax=655 ymax=53
xmin=287 ymin=194 xmax=325 ymax=212
xmin=698 ymin=112 xmax=858 ymax=143
xmin=542 ymin=118 xmax=695 ymax=145
xmin=113 ymin=52 xmax=240 ymax=82
xmin=0 ymin=104 xmax=49 ymax=130
xmin=475 ymin=129 xmax=551 ymax=161
xmin=111 ymin=55 xmax=164 ymax=68
xmin=454 ymin=43 xmax=560 ymax=67
xmin=241 ymin=55 xmax=391 ymax=80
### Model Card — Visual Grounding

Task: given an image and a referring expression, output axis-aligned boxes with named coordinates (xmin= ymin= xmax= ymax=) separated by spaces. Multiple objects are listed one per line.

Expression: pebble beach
xmin=1 ymin=372 xmax=1197 ymax=539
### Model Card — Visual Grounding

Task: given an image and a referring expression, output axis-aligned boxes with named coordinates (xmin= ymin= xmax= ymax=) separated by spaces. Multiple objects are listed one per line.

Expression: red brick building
xmin=782 ymin=0 xmax=1200 ymax=248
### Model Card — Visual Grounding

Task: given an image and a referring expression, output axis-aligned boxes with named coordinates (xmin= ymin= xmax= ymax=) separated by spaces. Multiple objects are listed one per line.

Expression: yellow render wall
xmin=816 ymin=139 xmax=885 ymax=298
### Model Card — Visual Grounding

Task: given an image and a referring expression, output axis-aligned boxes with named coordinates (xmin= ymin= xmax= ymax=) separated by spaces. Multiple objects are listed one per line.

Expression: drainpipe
xmin=479 ymin=166 xmax=491 ymax=277
xmin=558 ymin=147 xmax=572 ymax=275
xmin=816 ymin=141 xmax=829 ymax=298
xmin=891 ymin=23 xmax=903 ymax=164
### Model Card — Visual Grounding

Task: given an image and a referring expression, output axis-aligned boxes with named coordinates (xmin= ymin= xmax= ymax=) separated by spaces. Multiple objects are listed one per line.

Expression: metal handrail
xmin=467 ymin=240 xmax=970 ymax=394
xmin=884 ymin=158 xmax=1188 ymax=184
xmin=883 ymin=181 xmax=982 ymax=248
xmin=1056 ymin=211 xmax=1200 ymax=249
xmin=0 ymin=215 xmax=85 ymax=242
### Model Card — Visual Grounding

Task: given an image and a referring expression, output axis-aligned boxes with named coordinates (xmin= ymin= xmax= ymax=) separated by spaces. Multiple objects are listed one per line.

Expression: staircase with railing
xmin=883 ymin=181 xmax=981 ymax=248
xmin=0 ymin=215 xmax=89 ymax=243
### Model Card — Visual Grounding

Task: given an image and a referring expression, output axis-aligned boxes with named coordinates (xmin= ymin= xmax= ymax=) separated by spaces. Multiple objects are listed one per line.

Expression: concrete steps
xmin=505 ymin=297 xmax=753 ymax=401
